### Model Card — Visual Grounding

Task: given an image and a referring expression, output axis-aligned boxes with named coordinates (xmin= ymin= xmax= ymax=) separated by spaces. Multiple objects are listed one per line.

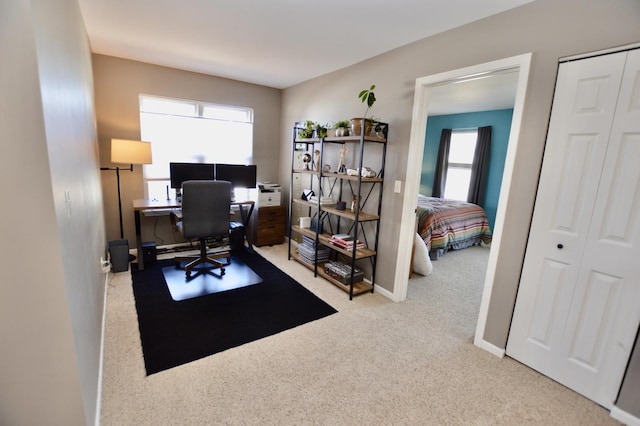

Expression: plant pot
xmin=350 ymin=118 xmax=373 ymax=136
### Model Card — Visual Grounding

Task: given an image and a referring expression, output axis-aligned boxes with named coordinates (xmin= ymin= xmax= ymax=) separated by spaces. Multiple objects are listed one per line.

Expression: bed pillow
xmin=413 ymin=233 xmax=433 ymax=276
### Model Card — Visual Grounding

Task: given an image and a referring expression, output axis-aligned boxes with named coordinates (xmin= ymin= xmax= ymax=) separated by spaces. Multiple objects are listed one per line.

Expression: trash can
xmin=109 ymin=239 xmax=130 ymax=272
xmin=229 ymin=222 xmax=245 ymax=252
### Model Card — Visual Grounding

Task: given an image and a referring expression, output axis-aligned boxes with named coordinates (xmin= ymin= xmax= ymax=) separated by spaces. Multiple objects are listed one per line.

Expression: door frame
xmin=393 ymin=53 xmax=533 ymax=356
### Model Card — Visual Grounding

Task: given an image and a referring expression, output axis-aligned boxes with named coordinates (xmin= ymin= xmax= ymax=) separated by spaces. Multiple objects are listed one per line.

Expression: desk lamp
xmin=100 ymin=139 xmax=152 ymax=239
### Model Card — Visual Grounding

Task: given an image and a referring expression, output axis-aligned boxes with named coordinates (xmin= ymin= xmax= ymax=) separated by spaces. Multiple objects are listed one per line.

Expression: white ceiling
xmin=78 ymin=0 xmax=533 ymax=89
xmin=427 ymin=70 xmax=521 ymax=116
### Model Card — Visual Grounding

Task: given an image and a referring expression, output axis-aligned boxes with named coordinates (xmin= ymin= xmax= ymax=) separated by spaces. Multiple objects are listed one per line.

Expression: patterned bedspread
xmin=416 ymin=194 xmax=492 ymax=256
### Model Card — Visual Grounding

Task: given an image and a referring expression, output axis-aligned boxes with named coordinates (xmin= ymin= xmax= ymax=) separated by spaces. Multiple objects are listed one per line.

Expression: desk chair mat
xmin=163 ymin=257 xmax=262 ymax=301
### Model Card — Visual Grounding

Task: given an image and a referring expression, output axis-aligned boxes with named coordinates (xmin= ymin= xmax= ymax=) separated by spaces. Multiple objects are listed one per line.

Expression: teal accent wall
xmin=420 ymin=109 xmax=513 ymax=230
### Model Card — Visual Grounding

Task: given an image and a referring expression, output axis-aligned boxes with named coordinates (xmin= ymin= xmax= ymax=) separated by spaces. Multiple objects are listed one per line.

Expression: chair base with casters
xmin=174 ymin=237 xmax=231 ymax=279
xmin=173 ymin=180 xmax=234 ymax=280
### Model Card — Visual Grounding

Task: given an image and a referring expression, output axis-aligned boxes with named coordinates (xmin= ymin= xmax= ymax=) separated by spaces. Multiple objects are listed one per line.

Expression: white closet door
xmin=507 ymin=49 xmax=640 ymax=409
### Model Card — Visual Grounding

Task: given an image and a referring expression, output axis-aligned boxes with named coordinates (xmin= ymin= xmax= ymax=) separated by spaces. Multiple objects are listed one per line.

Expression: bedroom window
xmin=443 ymin=129 xmax=478 ymax=201
xmin=139 ymin=95 xmax=253 ymax=200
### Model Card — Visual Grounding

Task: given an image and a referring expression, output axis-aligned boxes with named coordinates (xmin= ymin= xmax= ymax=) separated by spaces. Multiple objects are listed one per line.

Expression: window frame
xmin=443 ymin=128 xmax=478 ymax=201
xmin=138 ymin=94 xmax=254 ymax=200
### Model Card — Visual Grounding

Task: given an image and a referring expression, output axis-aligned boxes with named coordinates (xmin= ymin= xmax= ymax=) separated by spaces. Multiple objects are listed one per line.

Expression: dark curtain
xmin=431 ymin=128 xmax=451 ymax=198
xmin=467 ymin=126 xmax=492 ymax=205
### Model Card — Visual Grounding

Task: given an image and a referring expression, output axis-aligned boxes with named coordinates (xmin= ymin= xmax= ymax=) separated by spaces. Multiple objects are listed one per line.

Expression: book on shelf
xmin=308 ymin=196 xmax=335 ymax=205
xmin=297 ymin=236 xmax=330 ymax=264
xmin=301 ymin=235 xmax=322 ymax=247
xmin=330 ymin=233 xmax=352 ymax=240
xmin=328 ymin=234 xmax=365 ymax=249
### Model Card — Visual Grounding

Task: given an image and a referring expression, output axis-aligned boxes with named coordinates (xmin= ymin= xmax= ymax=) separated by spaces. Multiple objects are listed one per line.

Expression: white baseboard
xmin=475 ymin=338 xmax=505 ymax=358
xmin=611 ymin=406 xmax=640 ymax=426
xmin=95 ymin=271 xmax=109 ymax=426
xmin=373 ymin=283 xmax=394 ymax=301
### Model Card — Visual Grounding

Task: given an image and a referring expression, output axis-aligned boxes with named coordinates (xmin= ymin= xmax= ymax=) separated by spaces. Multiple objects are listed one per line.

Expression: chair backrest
xmin=180 ymin=180 xmax=232 ymax=239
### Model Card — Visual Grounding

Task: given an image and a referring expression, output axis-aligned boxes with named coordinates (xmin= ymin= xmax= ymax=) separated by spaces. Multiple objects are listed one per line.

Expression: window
xmin=443 ymin=129 xmax=478 ymax=201
xmin=139 ymin=95 xmax=253 ymax=200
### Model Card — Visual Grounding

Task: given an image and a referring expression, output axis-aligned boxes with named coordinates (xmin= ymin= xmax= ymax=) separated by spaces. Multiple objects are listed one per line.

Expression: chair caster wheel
xmin=186 ymin=271 xmax=191 ymax=278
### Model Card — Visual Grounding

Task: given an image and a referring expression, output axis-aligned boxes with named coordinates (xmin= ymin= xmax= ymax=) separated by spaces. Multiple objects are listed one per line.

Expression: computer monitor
xmin=215 ymin=164 xmax=257 ymax=188
xmin=169 ymin=162 xmax=215 ymax=189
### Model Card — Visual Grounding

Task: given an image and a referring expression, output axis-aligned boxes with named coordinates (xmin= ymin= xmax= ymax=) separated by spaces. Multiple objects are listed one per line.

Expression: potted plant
xmin=333 ymin=120 xmax=351 ymax=137
xmin=296 ymin=120 xmax=315 ymax=139
xmin=351 ymin=84 xmax=376 ymax=136
xmin=314 ymin=122 xmax=328 ymax=138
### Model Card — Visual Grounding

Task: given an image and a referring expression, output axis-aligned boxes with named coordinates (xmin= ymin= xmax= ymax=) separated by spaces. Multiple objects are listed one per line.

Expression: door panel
xmin=566 ymin=270 xmax=621 ymax=370
xmin=599 ymin=134 xmax=640 ymax=244
xmin=552 ymin=134 xmax=599 ymax=235
xmin=527 ymin=259 xmax=569 ymax=350
xmin=507 ymin=50 xmax=640 ymax=409
xmin=567 ymin=49 xmax=640 ymax=405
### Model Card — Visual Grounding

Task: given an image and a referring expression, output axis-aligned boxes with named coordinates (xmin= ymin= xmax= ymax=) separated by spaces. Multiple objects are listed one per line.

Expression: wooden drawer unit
xmin=251 ymin=205 xmax=286 ymax=246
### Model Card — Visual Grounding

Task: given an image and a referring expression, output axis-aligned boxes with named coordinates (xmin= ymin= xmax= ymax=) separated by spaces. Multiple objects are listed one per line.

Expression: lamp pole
xmin=100 ymin=164 xmax=133 ymax=239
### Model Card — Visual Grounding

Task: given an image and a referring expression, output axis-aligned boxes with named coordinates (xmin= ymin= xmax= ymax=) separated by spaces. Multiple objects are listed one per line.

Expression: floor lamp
xmin=100 ymin=138 xmax=153 ymax=239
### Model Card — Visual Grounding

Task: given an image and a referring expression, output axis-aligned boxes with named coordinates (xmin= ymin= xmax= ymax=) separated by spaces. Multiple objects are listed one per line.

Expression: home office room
xmin=2 ymin=1 xmax=640 ymax=425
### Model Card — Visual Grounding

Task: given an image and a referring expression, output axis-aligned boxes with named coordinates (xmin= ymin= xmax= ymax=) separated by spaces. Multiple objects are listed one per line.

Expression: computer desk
xmin=132 ymin=198 xmax=255 ymax=270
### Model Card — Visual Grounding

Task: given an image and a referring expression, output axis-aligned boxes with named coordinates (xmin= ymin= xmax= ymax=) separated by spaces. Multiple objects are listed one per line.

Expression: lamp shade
xmin=111 ymin=138 xmax=152 ymax=165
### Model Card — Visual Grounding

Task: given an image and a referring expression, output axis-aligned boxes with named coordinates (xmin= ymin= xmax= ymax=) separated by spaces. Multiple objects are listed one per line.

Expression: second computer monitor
xmin=215 ymin=164 xmax=257 ymax=188
xmin=169 ymin=162 xmax=215 ymax=189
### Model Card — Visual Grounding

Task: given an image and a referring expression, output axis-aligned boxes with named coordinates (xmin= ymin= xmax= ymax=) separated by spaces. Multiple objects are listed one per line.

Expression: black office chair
xmin=174 ymin=180 xmax=232 ymax=279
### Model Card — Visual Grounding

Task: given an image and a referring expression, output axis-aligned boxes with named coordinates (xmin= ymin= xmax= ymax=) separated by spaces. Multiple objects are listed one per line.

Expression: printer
xmin=257 ymin=182 xmax=281 ymax=207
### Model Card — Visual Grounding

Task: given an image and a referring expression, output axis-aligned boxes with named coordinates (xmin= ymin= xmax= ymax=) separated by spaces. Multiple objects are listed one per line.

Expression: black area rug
xmin=131 ymin=250 xmax=337 ymax=375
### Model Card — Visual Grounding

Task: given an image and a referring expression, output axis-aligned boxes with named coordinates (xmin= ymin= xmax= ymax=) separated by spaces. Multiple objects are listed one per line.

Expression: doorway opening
xmin=393 ymin=53 xmax=533 ymax=357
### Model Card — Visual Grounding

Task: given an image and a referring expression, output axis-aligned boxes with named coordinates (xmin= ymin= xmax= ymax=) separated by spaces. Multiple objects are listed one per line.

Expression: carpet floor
xmin=101 ymin=244 xmax=618 ymax=425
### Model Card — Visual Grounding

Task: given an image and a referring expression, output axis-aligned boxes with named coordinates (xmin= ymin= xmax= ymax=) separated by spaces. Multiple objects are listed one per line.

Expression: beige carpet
xmin=100 ymin=244 xmax=618 ymax=425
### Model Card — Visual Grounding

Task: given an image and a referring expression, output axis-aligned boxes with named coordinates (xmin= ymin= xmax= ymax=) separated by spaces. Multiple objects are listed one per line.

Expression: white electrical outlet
xmin=100 ymin=257 xmax=111 ymax=273
xmin=394 ymin=180 xmax=402 ymax=193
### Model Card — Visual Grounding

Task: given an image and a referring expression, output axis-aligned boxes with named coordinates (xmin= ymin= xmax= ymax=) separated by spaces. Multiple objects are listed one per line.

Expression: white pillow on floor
xmin=413 ymin=233 xmax=433 ymax=276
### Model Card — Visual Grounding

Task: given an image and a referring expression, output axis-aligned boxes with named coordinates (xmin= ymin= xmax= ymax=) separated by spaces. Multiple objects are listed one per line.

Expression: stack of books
xmin=297 ymin=235 xmax=330 ymax=264
xmin=328 ymin=233 xmax=365 ymax=250
xmin=308 ymin=195 xmax=335 ymax=205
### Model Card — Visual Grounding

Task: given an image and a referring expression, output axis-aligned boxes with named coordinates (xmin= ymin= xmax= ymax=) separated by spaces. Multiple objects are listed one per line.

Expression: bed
xmin=416 ymin=194 xmax=492 ymax=260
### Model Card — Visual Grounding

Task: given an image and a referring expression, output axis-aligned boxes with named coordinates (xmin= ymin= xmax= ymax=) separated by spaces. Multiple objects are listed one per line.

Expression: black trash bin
xmin=109 ymin=239 xmax=130 ymax=272
xmin=229 ymin=222 xmax=245 ymax=252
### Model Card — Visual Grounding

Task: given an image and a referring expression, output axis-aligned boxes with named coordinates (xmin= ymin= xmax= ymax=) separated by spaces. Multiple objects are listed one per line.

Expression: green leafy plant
xmin=297 ymin=120 xmax=315 ymax=139
xmin=333 ymin=120 xmax=351 ymax=129
xmin=314 ymin=122 xmax=328 ymax=138
xmin=358 ymin=84 xmax=376 ymax=117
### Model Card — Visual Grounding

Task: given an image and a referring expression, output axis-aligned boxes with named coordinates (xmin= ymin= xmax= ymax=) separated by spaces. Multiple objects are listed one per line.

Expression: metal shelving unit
xmin=287 ymin=121 xmax=388 ymax=299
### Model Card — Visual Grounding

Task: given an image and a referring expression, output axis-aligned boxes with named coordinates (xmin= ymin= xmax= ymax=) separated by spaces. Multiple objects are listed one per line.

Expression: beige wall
xmin=617 ymin=330 xmax=640 ymax=415
xmin=93 ymin=55 xmax=282 ymax=245
xmin=0 ymin=0 xmax=105 ymax=424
